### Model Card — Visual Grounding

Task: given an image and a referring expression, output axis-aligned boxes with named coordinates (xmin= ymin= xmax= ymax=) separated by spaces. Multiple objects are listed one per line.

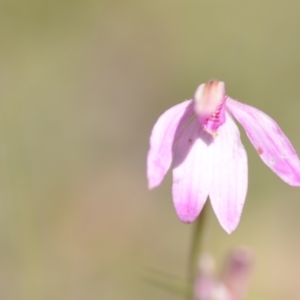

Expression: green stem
xmin=187 ymin=202 xmax=209 ymax=300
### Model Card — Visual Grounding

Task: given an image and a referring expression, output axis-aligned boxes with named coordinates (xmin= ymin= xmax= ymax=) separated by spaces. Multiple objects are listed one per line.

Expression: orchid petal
xmin=172 ymin=119 xmax=213 ymax=223
xmin=227 ymin=98 xmax=300 ymax=186
xmin=209 ymin=113 xmax=248 ymax=234
xmin=147 ymin=100 xmax=193 ymax=189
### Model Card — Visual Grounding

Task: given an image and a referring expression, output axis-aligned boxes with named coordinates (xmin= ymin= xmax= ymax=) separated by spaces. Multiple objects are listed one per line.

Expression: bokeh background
xmin=1 ymin=0 xmax=300 ymax=299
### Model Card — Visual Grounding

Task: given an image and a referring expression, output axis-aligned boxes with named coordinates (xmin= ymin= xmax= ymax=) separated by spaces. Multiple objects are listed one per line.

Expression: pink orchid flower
xmin=147 ymin=80 xmax=300 ymax=233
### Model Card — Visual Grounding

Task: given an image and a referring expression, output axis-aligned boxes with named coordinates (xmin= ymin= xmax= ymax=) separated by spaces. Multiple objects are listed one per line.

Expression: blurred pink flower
xmin=194 ymin=248 xmax=253 ymax=300
xmin=147 ymin=80 xmax=300 ymax=233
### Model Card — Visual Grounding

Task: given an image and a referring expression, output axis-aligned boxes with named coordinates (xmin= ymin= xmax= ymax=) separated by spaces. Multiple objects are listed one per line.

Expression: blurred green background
xmin=1 ymin=0 xmax=300 ymax=299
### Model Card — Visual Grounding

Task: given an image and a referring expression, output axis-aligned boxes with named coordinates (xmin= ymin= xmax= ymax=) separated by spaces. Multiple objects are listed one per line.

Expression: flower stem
xmin=187 ymin=202 xmax=209 ymax=300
